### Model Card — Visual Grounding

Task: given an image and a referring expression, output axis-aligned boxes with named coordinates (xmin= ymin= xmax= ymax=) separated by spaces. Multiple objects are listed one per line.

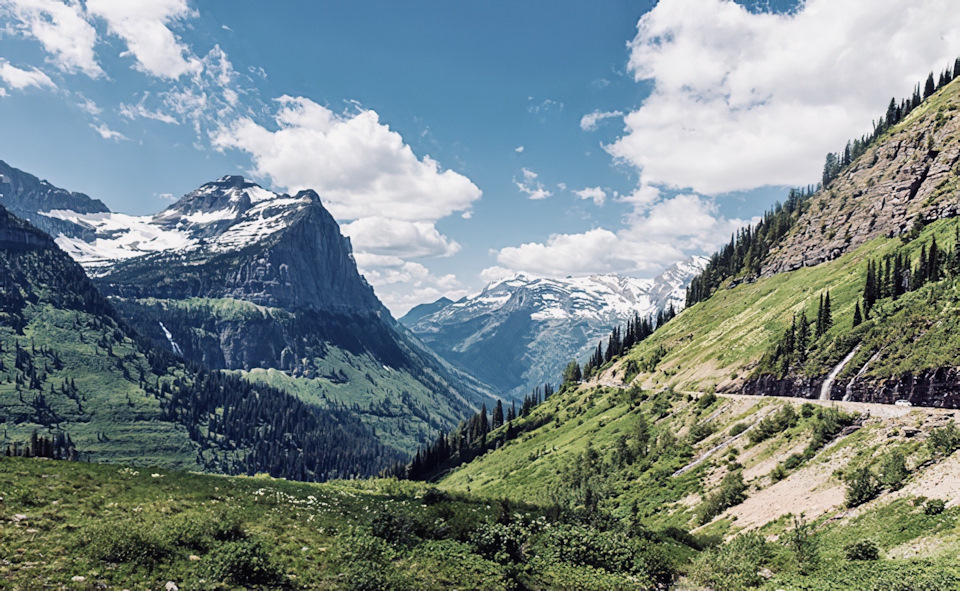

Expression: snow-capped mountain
xmin=401 ymin=258 xmax=708 ymax=399
xmin=2 ymin=161 xmax=496 ymax=457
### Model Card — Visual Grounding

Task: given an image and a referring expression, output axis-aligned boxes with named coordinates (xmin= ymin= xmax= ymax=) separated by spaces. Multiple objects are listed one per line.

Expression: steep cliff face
xmin=763 ymin=84 xmax=960 ymax=276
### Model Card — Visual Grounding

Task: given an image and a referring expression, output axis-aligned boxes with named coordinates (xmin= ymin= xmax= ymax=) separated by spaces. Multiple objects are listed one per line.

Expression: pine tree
xmin=852 ymin=301 xmax=863 ymax=328
xmin=924 ymin=72 xmax=936 ymax=98
xmin=492 ymin=400 xmax=504 ymax=430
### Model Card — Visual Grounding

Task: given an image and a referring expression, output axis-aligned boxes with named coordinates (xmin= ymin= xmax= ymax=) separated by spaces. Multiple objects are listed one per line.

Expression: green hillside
xmin=116 ymin=296 xmax=469 ymax=455
xmin=0 ymin=457 xmax=697 ymax=589
xmin=0 ymin=206 xmax=400 ymax=479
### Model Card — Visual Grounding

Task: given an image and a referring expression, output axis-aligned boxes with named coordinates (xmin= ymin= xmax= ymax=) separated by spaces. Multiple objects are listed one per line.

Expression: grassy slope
xmin=0 ymin=303 xmax=197 ymax=469
xmin=623 ymin=216 xmax=960 ymax=392
xmin=131 ymin=297 xmax=470 ymax=456
xmin=0 ymin=457 xmax=689 ymax=590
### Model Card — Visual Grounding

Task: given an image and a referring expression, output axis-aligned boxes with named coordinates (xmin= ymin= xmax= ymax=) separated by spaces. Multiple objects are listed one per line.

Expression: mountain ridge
xmin=402 ymin=258 xmax=706 ymax=399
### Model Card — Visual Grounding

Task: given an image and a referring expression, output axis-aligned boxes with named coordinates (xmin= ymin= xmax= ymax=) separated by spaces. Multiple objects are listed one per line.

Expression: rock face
xmin=402 ymin=259 xmax=706 ymax=399
xmin=740 ymin=370 xmax=960 ymax=409
xmin=763 ymin=88 xmax=960 ymax=277
xmin=0 ymin=160 xmax=108 ymax=240
xmin=839 ymin=369 xmax=960 ymax=408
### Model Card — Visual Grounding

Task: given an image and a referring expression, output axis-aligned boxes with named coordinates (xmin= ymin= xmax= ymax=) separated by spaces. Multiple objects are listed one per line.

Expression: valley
xmin=2 ymin=2 xmax=960 ymax=589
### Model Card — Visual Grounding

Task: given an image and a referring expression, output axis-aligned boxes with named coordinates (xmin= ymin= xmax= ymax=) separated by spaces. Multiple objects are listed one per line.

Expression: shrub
xmin=924 ymin=499 xmax=946 ymax=515
xmin=729 ymin=422 xmax=749 ymax=437
xmin=783 ymin=453 xmax=803 ymax=470
xmin=879 ymin=450 xmax=909 ymax=491
xmin=845 ymin=466 xmax=880 ymax=508
xmin=788 ymin=513 xmax=819 ymax=574
xmin=688 ymin=533 xmax=770 ymax=591
xmin=370 ymin=511 xmax=427 ymax=546
xmin=201 ymin=539 xmax=284 ymax=587
xmin=928 ymin=423 xmax=960 ymax=458
xmin=697 ymin=471 xmax=747 ymax=525
xmin=845 ymin=539 xmax=880 ymax=561
xmin=697 ymin=392 xmax=718 ymax=409
xmin=81 ymin=522 xmax=170 ymax=564
xmin=749 ymin=406 xmax=798 ymax=445
xmin=770 ymin=464 xmax=787 ymax=482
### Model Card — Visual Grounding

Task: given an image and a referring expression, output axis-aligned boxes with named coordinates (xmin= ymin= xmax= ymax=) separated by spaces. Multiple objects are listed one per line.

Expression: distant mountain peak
xmin=404 ymin=257 xmax=707 ymax=398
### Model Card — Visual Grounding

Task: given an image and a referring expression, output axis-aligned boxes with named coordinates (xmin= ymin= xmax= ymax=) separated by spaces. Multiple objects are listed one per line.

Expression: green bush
xmin=80 ymin=521 xmax=171 ymax=564
xmin=783 ymin=453 xmax=803 ymax=470
xmin=879 ymin=450 xmax=909 ymax=491
xmin=729 ymin=422 xmax=750 ymax=437
xmin=200 ymin=539 xmax=284 ymax=587
xmin=688 ymin=532 xmax=770 ymax=590
xmin=697 ymin=392 xmax=718 ymax=409
xmin=845 ymin=466 xmax=880 ymax=508
xmin=534 ymin=524 xmax=671 ymax=586
xmin=924 ymin=499 xmax=946 ymax=515
xmin=845 ymin=539 xmax=880 ymax=561
xmin=697 ymin=471 xmax=747 ymax=525
xmin=928 ymin=423 xmax=960 ymax=458
xmin=749 ymin=406 xmax=798 ymax=445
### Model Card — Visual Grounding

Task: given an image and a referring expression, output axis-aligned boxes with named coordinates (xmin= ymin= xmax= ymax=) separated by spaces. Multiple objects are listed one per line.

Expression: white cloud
xmin=86 ymin=0 xmax=202 ymax=79
xmin=490 ymin=194 xmax=745 ymax=277
xmin=579 ymin=110 xmax=623 ymax=131
xmin=119 ymin=99 xmax=179 ymax=124
xmin=514 ymin=167 xmax=552 ymax=200
xmin=0 ymin=60 xmax=55 ymax=89
xmin=90 ymin=122 xmax=127 ymax=141
xmin=574 ymin=186 xmax=606 ymax=206
xmin=341 ymin=217 xmax=461 ymax=259
xmin=213 ymin=96 xmax=481 ymax=223
xmin=1 ymin=0 xmax=103 ymax=77
xmin=514 ymin=145 xmax=524 ymax=153
xmin=0 ymin=87 xmax=7 ymax=97
xmin=478 ymin=265 xmax=516 ymax=284
xmin=212 ymin=95 xmax=480 ymax=305
xmin=76 ymin=95 xmax=101 ymax=115
xmin=607 ymin=0 xmax=960 ymax=195
xmin=353 ymin=253 xmax=468 ymax=317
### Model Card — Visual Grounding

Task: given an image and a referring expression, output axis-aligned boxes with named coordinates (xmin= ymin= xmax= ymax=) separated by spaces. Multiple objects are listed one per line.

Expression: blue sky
xmin=1 ymin=0 xmax=959 ymax=314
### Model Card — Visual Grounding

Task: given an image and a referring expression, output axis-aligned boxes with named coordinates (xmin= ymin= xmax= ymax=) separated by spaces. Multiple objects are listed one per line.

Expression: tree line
xmin=686 ymin=186 xmax=815 ymax=307
xmin=822 ymin=59 xmax=960 ymax=187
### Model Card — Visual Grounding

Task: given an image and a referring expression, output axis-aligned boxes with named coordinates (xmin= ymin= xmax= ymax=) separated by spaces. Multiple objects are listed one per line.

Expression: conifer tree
xmin=852 ymin=301 xmax=863 ymax=328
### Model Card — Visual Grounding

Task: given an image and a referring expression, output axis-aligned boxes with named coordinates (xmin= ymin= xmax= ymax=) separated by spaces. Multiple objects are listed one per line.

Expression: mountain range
xmin=401 ymin=260 xmax=705 ymax=399
xmin=0 ymin=164 xmax=495 ymax=460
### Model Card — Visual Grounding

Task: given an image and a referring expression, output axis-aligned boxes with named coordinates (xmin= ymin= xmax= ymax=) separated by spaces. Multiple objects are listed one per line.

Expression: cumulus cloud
xmin=489 ymin=194 xmax=746 ymax=278
xmin=86 ymin=0 xmax=201 ymax=79
xmin=514 ymin=145 xmax=524 ymax=153
xmin=0 ymin=60 xmax=55 ymax=89
xmin=353 ymin=253 xmax=468 ymax=316
xmin=1 ymin=0 xmax=103 ymax=77
xmin=574 ymin=186 xmax=606 ymax=206
xmin=514 ymin=167 xmax=552 ymax=200
xmin=341 ymin=217 xmax=461 ymax=259
xmin=213 ymin=96 xmax=481 ymax=222
xmin=579 ymin=110 xmax=623 ymax=131
xmin=606 ymin=0 xmax=960 ymax=195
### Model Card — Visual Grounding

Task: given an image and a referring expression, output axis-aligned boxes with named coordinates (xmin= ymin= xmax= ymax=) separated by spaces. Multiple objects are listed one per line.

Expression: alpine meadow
xmin=3 ymin=1 xmax=960 ymax=590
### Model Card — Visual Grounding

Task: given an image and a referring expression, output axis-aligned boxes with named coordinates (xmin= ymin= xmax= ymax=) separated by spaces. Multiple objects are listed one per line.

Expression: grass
xmin=0 ymin=302 xmax=197 ymax=468
xmin=0 ymin=456 xmax=691 ymax=589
